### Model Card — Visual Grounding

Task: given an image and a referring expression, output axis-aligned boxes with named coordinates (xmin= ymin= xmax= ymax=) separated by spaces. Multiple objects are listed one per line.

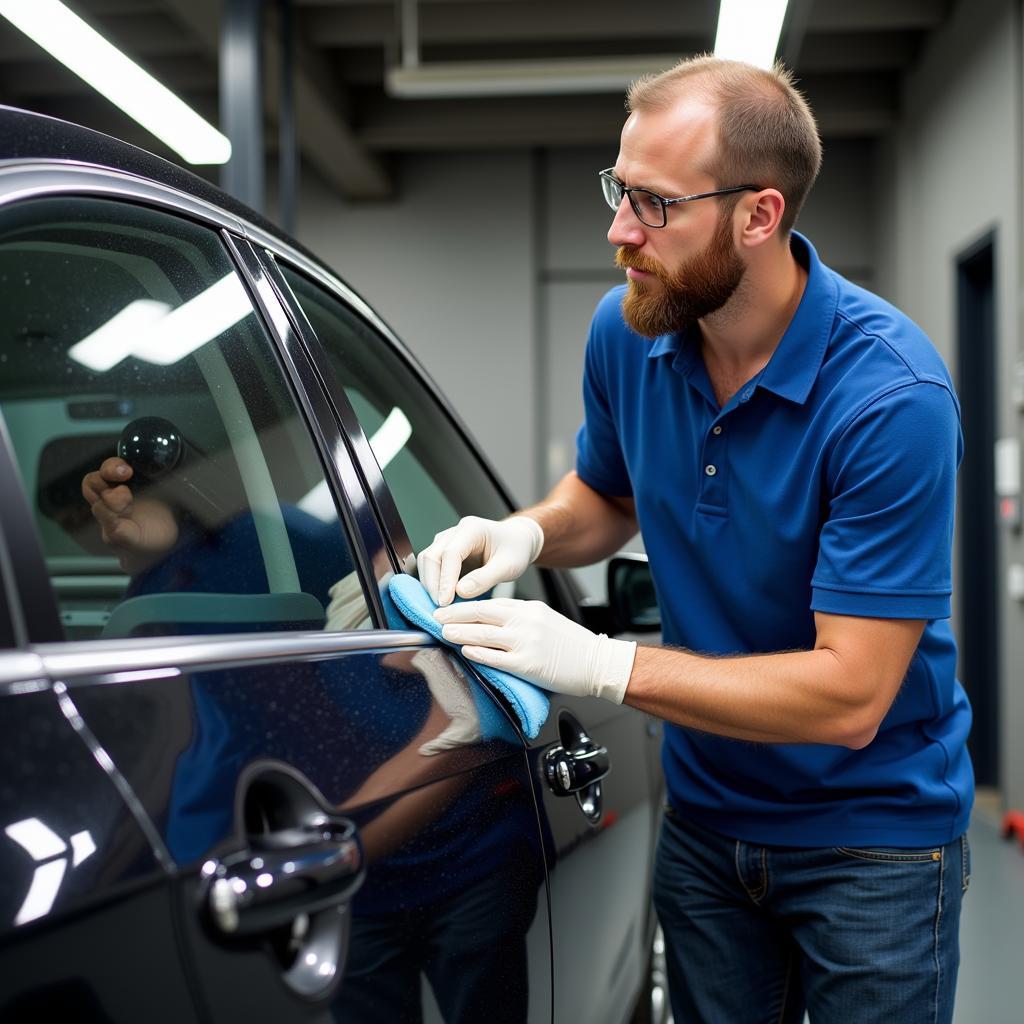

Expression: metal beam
xmin=797 ymin=31 xmax=921 ymax=73
xmin=162 ymin=0 xmax=390 ymax=199
xmin=262 ymin=13 xmax=393 ymax=198
xmin=354 ymin=71 xmax=900 ymax=151
xmin=807 ymin=0 xmax=949 ymax=32
xmin=276 ymin=0 xmax=297 ymax=233
xmin=304 ymin=0 xmax=947 ymax=46
xmin=780 ymin=0 xmax=815 ymax=69
xmin=306 ymin=1 xmax=717 ymax=47
xmin=220 ymin=0 xmax=265 ymax=211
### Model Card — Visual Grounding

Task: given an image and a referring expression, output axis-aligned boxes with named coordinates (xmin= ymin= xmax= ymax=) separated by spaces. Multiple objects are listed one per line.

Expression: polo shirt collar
xmin=755 ymin=232 xmax=837 ymax=405
xmin=645 ymin=231 xmax=837 ymax=406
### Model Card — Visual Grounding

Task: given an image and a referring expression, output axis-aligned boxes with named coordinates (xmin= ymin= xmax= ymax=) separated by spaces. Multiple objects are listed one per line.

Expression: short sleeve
xmin=811 ymin=381 xmax=962 ymax=619
xmin=575 ymin=291 xmax=633 ymax=497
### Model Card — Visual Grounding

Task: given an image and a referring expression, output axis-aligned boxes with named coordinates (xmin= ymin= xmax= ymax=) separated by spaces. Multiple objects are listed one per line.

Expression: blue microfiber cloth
xmin=388 ymin=574 xmax=550 ymax=739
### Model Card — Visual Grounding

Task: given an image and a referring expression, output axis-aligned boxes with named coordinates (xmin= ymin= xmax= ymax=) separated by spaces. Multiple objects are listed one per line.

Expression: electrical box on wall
xmin=995 ymin=437 xmax=1021 ymax=529
xmin=1013 ymin=357 xmax=1024 ymax=412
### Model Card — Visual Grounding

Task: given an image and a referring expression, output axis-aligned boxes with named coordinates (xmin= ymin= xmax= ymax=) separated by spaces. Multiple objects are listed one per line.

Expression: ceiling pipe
xmin=388 ymin=0 xmax=678 ymax=98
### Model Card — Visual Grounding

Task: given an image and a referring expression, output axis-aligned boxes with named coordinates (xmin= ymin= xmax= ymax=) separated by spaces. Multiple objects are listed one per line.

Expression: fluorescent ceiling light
xmin=68 ymin=273 xmax=253 ymax=372
xmin=0 ymin=0 xmax=231 ymax=164
xmin=714 ymin=0 xmax=790 ymax=69
xmin=387 ymin=55 xmax=683 ymax=98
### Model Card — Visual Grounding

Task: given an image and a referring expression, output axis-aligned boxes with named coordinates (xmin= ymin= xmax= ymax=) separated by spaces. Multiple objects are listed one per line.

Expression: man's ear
xmin=737 ymin=189 xmax=786 ymax=249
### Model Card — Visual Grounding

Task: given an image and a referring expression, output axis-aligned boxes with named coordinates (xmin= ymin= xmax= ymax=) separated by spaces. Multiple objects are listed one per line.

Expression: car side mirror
xmin=607 ymin=553 xmax=660 ymax=633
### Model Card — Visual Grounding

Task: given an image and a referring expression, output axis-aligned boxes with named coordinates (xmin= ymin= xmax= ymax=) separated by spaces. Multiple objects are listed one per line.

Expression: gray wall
xmin=874 ymin=0 xmax=1023 ymax=811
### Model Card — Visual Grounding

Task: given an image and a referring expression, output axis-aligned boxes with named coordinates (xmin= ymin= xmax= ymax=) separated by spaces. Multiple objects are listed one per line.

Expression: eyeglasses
xmin=599 ymin=169 xmax=761 ymax=228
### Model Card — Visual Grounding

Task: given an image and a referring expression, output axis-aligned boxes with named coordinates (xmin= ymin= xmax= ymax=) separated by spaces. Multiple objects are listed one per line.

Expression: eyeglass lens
xmin=600 ymin=174 xmax=666 ymax=228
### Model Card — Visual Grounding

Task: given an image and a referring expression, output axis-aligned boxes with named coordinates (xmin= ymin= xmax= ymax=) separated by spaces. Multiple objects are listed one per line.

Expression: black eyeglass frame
xmin=599 ymin=168 xmax=761 ymax=228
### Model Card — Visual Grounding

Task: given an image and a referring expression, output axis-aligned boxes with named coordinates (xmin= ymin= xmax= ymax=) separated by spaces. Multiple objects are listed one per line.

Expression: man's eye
xmin=637 ymin=192 xmax=663 ymax=216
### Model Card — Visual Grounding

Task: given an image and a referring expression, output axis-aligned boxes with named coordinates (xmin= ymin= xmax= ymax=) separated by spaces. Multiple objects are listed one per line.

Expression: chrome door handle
xmin=203 ymin=816 xmax=364 ymax=937
xmin=543 ymin=740 xmax=610 ymax=796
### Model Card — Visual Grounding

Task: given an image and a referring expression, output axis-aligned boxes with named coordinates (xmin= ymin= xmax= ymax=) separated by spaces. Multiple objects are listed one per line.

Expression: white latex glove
xmin=416 ymin=515 xmax=544 ymax=606
xmin=434 ymin=598 xmax=637 ymax=704
xmin=413 ymin=651 xmax=483 ymax=756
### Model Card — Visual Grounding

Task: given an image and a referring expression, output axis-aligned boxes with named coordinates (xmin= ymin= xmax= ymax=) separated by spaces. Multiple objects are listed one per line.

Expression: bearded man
xmin=417 ymin=56 xmax=973 ymax=1024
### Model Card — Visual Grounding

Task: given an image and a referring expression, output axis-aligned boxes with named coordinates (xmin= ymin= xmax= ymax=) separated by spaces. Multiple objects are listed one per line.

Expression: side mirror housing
xmin=607 ymin=553 xmax=660 ymax=633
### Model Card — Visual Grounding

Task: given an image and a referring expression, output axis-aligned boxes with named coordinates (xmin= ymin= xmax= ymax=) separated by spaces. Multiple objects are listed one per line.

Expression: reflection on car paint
xmin=5 ymin=817 xmax=95 ymax=924
xmin=67 ymin=648 xmax=548 ymax=1021
xmin=0 ymin=689 xmax=160 ymax=935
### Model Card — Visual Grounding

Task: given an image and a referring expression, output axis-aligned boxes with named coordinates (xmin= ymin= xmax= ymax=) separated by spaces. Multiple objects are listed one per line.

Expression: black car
xmin=0 ymin=105 xmax=666 ymax=1024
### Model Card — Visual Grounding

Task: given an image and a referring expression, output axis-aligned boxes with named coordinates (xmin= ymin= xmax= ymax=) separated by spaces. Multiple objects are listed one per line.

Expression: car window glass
xmin=0 ymin=198 xmax=373 ymax=640
xmin=278 ymin=264 xmax=548 ymax=603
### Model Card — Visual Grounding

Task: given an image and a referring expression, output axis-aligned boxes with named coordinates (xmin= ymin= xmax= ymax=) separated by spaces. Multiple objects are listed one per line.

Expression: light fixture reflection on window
xmin=298 ymin=407 xmax=413 ymax=522
xmin=67 ymin=299 xmax=170 ymax=373
xmin=68 ymin=273 xmax=253 ymax=372
xmin=4 ymin=818 xmax=95 ymax=925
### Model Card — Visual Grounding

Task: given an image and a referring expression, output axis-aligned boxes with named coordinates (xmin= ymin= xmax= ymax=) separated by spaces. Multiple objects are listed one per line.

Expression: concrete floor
xmin=954 ymin=801 xmax=1024 ymax=1023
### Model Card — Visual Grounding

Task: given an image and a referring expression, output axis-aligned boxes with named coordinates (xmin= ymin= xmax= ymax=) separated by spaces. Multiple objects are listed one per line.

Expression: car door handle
xmin=543 ymin=739 xmax=610 ymax=796
xmin=204 ymin=816 xmax=364 ymax=937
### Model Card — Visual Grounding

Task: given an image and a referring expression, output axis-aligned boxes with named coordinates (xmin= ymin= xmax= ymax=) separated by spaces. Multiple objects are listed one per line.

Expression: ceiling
xmin=0 ymin=0 xmax=953 ymax=199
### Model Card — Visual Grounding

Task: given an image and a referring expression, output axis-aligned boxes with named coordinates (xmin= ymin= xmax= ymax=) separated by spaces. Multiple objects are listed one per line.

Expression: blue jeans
xmin=653 ymin=807 xmax=970 ymax=1024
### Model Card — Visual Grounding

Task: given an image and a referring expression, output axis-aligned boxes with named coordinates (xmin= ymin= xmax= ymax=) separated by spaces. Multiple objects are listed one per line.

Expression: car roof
xmin=0 ymin=104 xmax=324 ymax=269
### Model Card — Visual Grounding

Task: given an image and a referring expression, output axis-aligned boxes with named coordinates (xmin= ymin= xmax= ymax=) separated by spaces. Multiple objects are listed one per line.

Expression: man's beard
xmin=617 ymin=212 xmax=746 ymax=338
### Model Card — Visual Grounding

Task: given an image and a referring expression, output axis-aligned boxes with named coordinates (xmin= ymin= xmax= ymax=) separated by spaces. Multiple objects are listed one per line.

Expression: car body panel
xmin=0 ymin=667 xmax=199 ymax=1021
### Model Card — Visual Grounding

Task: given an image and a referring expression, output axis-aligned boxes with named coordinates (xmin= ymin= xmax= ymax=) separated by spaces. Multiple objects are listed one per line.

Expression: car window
xmin=278 ymin=263 xmax=549 ymax=603
xmin=0 ymin=197 xmax=373 ymax=640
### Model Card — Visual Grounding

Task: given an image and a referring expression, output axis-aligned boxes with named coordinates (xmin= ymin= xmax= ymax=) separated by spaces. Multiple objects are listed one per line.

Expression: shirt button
xmin=712 ymin=425 xmax=723 ymax=435
xmin=705 ymin=464 xmax=717 ymax=477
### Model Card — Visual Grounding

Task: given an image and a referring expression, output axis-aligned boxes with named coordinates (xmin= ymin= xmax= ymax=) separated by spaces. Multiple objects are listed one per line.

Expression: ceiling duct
xmin=385 ymin=0 xmax=679 ymax=98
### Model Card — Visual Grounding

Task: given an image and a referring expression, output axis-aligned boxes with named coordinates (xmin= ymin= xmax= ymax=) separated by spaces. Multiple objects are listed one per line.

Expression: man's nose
xmin=607 ymin=197 xmax=646 ymax=247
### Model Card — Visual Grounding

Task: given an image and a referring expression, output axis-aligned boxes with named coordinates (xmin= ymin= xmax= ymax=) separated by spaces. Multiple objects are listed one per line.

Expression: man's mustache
xmin=615 ymin=246 xmax=667 ymax=279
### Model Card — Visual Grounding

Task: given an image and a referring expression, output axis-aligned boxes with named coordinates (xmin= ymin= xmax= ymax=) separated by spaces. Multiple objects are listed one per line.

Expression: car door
xmin=264 ymin=254 xmax=665 ymax=1024
xmin=0 ymin=422 xmax=206 ymax=1023
xmin=0 ymin=174 xmax=553 ymax=1023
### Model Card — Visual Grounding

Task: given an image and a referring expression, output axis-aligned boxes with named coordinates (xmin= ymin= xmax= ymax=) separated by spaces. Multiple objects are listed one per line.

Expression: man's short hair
xmin=627 ymin=55 xmax=822 ymax=234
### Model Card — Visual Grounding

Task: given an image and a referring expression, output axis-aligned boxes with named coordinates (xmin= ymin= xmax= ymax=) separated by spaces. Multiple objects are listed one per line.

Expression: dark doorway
xmin=956 ymin=233 xmax=999 ymax=787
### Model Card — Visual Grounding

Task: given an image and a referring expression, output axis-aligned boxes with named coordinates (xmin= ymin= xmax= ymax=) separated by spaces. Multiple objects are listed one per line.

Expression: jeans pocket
xmin=833 ymin=846 xmax=942 ymax=863
xmin=960 ymin=834 xmax=971 ymax=894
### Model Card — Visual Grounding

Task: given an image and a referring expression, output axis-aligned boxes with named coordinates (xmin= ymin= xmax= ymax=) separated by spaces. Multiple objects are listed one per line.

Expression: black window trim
xmin=221 ymin=231 xmax=390 ymax=628
xmin=261 ymin=246 xmax=589 ymax=621
xmin=254 ymin=250 xmax=415 ymax=572
xmin=0 ymin=161 xmax=393 ymax=645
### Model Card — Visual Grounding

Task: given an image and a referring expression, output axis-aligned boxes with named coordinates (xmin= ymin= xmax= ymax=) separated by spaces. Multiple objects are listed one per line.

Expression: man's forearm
xmin=519 ymin=472 xmax=637 ymax=568
xmin=624 ymin=644 xmax=886 ymax=749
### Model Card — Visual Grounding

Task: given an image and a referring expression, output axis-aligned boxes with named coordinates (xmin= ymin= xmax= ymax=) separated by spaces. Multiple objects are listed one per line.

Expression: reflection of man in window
xmin=81 ymin=453 xmax=354 ymax=631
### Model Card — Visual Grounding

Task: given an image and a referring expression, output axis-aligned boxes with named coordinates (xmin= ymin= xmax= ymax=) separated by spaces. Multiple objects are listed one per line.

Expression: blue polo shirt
xmin=576 ymin=233 xmax=973 ymax=847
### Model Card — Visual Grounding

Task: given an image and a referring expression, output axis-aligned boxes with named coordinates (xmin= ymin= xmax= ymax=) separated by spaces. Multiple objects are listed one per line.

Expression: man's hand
xmin=434 ymin=598 xmax=636 ymax=703
xmin=81 ymin=457 xmax=179 ymax=571
xmin=416 ymin=515 xmax=544 ymax=606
